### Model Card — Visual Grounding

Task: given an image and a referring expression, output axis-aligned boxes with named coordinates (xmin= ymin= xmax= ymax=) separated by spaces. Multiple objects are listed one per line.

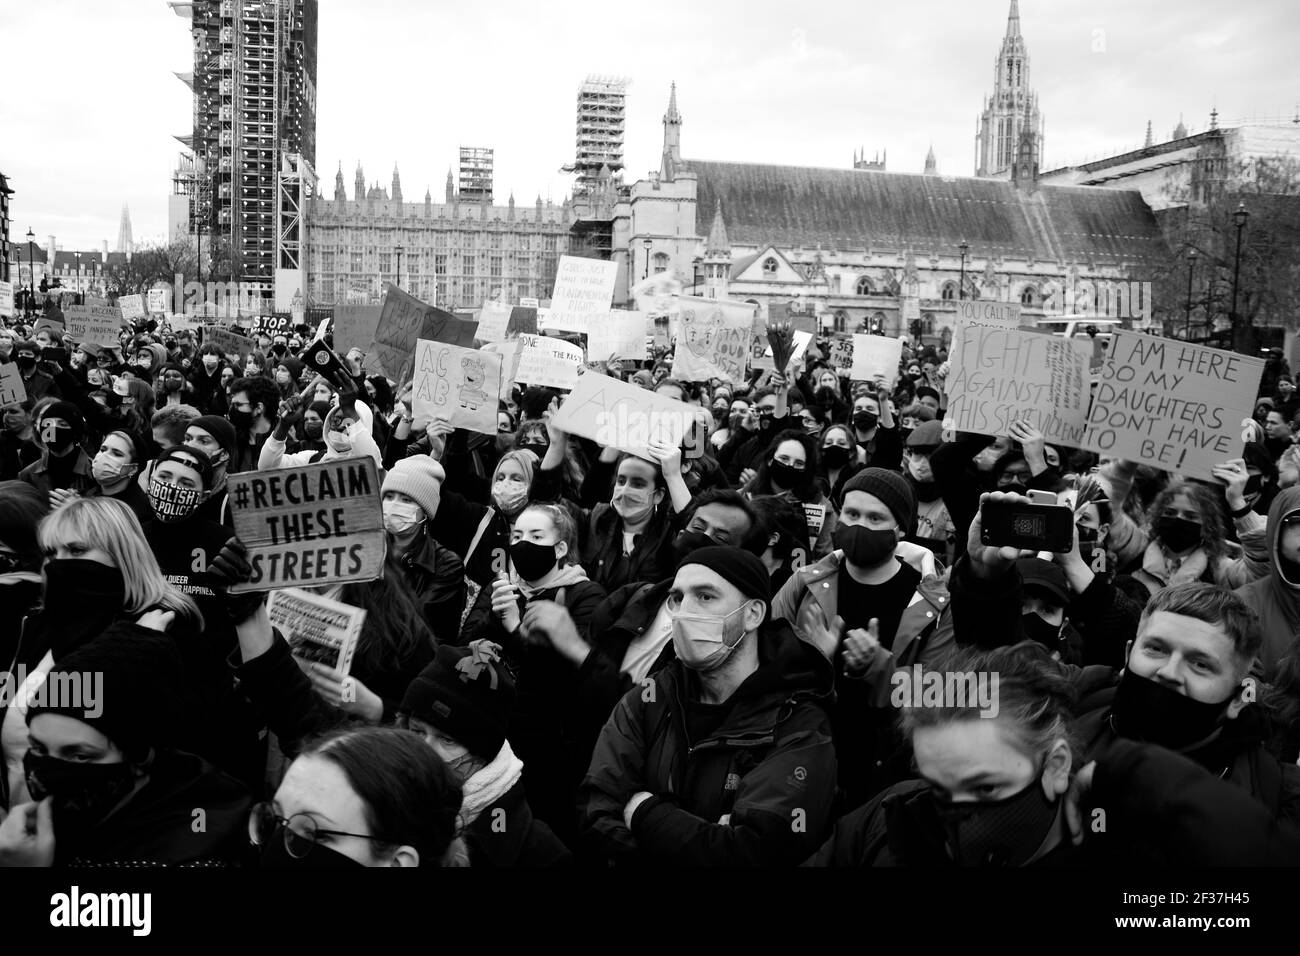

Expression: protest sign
xmin=520 ymin=297 xmax=540 ymax=309
xmin=332 ymin=305 xmax=382 ymax=355
xmin=0 ymin=281 xmax=13 ymax=317
xmin=649 ymin=313 xmax=673 ymax=351
xmin=0 ymin=363 xmax=27 ymax=406
xmin=552 ymin=372 xmax=696 ymax=461
xmin=588 ymin=310 xmax=649 ymax=362
xmin=227 ymin=456 xmax=384 ymax=593
xmin=850 ymin=334 xmax=904 ymax=387
xmin=373 ymin=283 xmax=478 ymax=384
xmin=515 ymin=333 xmax=584 ymax=390
xmin=1082 ymin=331 xmax=1265 ymax=480
xmin=202 ymin=325 xmax=255 ymax=361
xmin=804 ymin=502 xmax=827 ymax=538
xmin=545 ymin=255 xmax=618 ymax=333
xmin=670 ymin=297 xmax=754 ymax=383
xmin=147 ymin=288 xmax=169 ymax=314
xmin=166 ymin=314 xmax=199 ymax=333
xmin=508 ymin=306 xmax=538 ymax=337
xmin=828 ymin=335 xmax=854 ymax=376
xmin=753 ymin=329 xmax=813 ymax=376
xmin=64 ymin=304 xmax=123 ymax=349
xmin=411 ymin=340 xmax=501 ymax=435
xmin=944 ymin=325 xmax=1092 ymax=447
xmin=252 ymin=315 xmax=294 ymax=336
xmin=951 ymin=299 xmax=1023 ymax=330
xmin=476 ymin=301 xmax=514 ymax=343
xmin=118 ymin=294 xmax=145 ymax=321
xmin=266 ymin=587 xmax=366 ymax=680
xmin=482 ymin=340 xmax=523 ymax=398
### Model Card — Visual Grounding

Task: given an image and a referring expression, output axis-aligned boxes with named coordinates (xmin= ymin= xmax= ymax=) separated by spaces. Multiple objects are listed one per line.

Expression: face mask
xmin=671 ymin=602 xmax=750 ymax=671
xmin=852 ymin=410 xmax=878 ymax=432
xmin=228 ymin=408 xmax=254 ymax=430
xmin=906 ymin=454 xmax=934 ymax=483
xmin=612 ymin=485 xmax=656 ymax=524
xmin=510 ymin=540 xmax=560 ymax=581
xmin=1109 ymin=668 xmax=1236 ymax=751
xmin=728 ymin=413 xmax=744 ymax=432
xmin=91 ymin=453 xmax=135 ymax=485
xmin=833 ymin=523 xmax=898 ymax=568
xmin=258 ymin=825 xmax=366 ymax=869
xmin=164 ymin=376 xmax=184 ymax=392
xmin=382 ymin=499 xmax=424 ymax=536
xmin=1020 ymin=611 xmax=1063 ymax=650
xmin=492 ymin=480 xmax=529 ymax=515
xmin=932 ymin=771 xmax=1059 ymax=866
xmin=822 ymin=445 xmax=852 ymax=469
xmin=672 ymin=530 xmax=717 ymax=563
xmin=768 ymin=460 xmax=805 ymax=489
xmin=16 ymin=355 xmax=37 ymax=371
xmin=1156 ymin=515 xmax=1202 ymax=554
xmin=23 ymin=751 xmax=137 ymax=838
xmin=1077 ymin=526 xmax=1105 ymax=568
xmin=1243 ymin=475 xmax=1264 ymax=497
xmin=42 ymin=559 xmax=127 ymax=655
xmin=275 ymin=371 xmax=292 ymax=385
xmin=326 ymin=430 xmax=352 ymax=454
xmin=304 ymin=422 xmax=324 ymax=440
xmin=815 ymin=386 xmax=839 ymax=405
xmin=42 ymin=424 xmax=76 ymax=455
xmin=519 ymin=442 xmax=548 ymax=461
xmin=149 ymin=478 xmax=205 ymax=522
xmin=756 ymin=412 xmax=774 ymax=431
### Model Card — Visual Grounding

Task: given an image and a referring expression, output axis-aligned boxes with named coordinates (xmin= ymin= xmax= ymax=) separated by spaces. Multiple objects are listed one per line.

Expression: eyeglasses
xmin=247 ymin=802 xmax=386 ymax=859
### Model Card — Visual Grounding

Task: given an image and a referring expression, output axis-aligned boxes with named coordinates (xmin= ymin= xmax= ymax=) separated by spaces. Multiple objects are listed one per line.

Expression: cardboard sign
xmin=147 ymin=288 xmax=169 ymax=314
xmin=945 ymin=325 xmax=1092 ymax=447
xmin=545 ymin=255 xmax=618 ymax=333
xmin=0 ymin=281 xmax=13 ymax=317
xmin=227 ymin=456 xmax=385 ymax=593
xmin=850 ymin=334 xmax=904 ymax=387
xmin=266 ymin=587 xmax=366 ymax=680
xmin=649 ymin=313 xmax=673 ymax=351
xmin=118 ymin=294 xmax=145 ymax=321
xmin=64 ymin=304 xmax=123 ymax=349
xmin=411 ymin=340 xmax=502 ymax=435
xmin=1082 ymin=331 xmax=1265 ymax=480
xmin=552 ymin=372 xmax=696 ymax=461
xmin=520 ymin=297 xmax=540 ymax=309
xmin=476 ymin=301 xmax=514 ymax=343
xmin=828 ymin=336 xmax=854 ymax=376
xmin=588 ymin=310 xmax=650 ymax=362
xmin=671 ymin=297 xmax=754 ymax=383
xmin=332 ymin=305 xmax=382 ymax=355
xmin=753 ymin=329 xmax=813 ymax=376
xmin=252 ymin=315 xmax=294 ymax=336
xmin=515 ymin=333 xmax=583 ymax=390
xmin=804 ymin=502 xmax=827 ymax=537
xmin=508 ymin=306 xmax=538 ymax=337
xmin=0 ymin=363 xmax=27 ymax=406
xmin=373 ymin=283 xmax=478 ymax=385
xmin=202 ymin=326 xmax=255 ymax=362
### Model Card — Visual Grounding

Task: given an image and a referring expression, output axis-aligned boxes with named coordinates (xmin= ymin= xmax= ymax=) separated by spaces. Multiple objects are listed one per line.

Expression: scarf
xmin=514 ymin=562 xmax=590 ymax=601
xmin=457 ymin=740 xmax=524 ymax=830
xmin=1139 ymin=540 xmax=1209 ymax=588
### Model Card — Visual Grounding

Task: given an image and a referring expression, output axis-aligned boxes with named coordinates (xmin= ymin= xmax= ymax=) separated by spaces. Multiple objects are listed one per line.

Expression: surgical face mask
xmin=326 ymin=429 xmax=352 ymax=454
xmin=612 ymin=484 xmax=656 ymax=524
xmin=932 ymin=770 xmax=1059 ymax=867
xmin=91 ymin=452 xmax=135 ymax=485
xmin=382 ymin=499 xmax=424 ymax=535
xmin=149 ymin=478 xmax=205 ymax=522
xmin=1109 ymin=668 xmax=1237 ymax=751
xmin=671 ymin=602 xmax=751 ymax=671
xmin=275 ymin=370 xmax=292 ymax=386
xmin=304 ymin=421 xmax=324 ymax=440
xmin=492 ymin=479 xmax=529 ymax=515
xmin=906 ymin=453 xmax=934 ymax=483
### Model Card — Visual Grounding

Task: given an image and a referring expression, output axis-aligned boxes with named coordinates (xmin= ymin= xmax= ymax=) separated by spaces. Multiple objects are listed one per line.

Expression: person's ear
xmin=553 ymin=540 xmax=569 ymax=564
xmin=653 ymin=486 xmax=666 ymax=507
xmin=1042 ymin=737 xmax=1072 ymax=799
xmin=767 ymin=532 xmax=780 ymax=550
xmin=386 ymin=845 xmax=421 ymax=868
xmin=743 ymin=598 xmax=766 ymax=633
xmin=1121 ymin=638 xmax=1134 ymax=673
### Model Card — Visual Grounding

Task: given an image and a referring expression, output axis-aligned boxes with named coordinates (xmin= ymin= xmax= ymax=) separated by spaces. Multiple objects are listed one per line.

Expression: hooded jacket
xmin=1234 ymin=486 xmax=1300 ymax=680
xmin=579 ymin=619 xmax=837 ymax=866
xmin=258 ymin=399 xmax=383 ymax=473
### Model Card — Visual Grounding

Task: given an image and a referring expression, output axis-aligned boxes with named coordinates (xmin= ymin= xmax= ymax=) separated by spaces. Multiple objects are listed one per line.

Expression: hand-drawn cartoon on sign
xmin=266 ymin=587 xmax=366 ymax=680
xmin=411 ymin=340 xmax=502 ymax=435
xmin=373 ymin=283 xmax=479 ymax=385
xmin=1082 ymin=330 xmax=1265 ymax=481
xmin=227 ymin=456 xmax=384 ymax=593
xmin=544 ymin=256 xmax=619 ymax=333
xmin=670 ymin=297 xmax=754 ymax=383
xmin=944 ymin=325 xmax=1092 ymax=446
xmin=552 ymin=373 xmax=696 ymax=461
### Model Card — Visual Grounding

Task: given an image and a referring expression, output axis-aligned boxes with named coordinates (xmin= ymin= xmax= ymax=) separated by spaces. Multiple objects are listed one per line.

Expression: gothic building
xmin=975 ymin=0 xmax=1045 ymax=178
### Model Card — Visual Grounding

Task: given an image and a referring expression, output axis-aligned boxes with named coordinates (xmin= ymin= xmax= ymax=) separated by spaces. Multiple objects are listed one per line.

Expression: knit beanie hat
xmin=190 ymin=415 xmax=237 ymax=455
xmin=39 ymin=401 xmax=86 ymax=441
xmin=399 ymin=640 xmax=515 ymax=760
xmin=675 ymin=545 xmax=772 ymax=617
xmin=382 ymin=456 xmax=445 ymax=520
xmin=842 ymin=467 xmax=917 ymax=532
xmin=27 ymin=623 xmax=186 ymax=763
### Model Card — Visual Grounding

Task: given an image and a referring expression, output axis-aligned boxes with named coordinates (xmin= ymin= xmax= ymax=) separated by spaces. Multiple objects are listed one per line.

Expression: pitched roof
xmin=704 ymin=200 xmax=729 ymax=256
xmin=686 ymin=159 xmax=1168 ymax=266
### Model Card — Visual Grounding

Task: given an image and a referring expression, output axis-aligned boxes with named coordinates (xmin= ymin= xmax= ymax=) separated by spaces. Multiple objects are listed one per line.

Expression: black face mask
xmin=1077 ymin=526 xmax=1107 ymax=570
xmin=42 ymin=425 xmax=77 ymax=455
xmin=673 ymin=530 xmax=717 ymax=562
xmin=1243 ymin=475 xmax=1265 ymax=498
xmin=228 ymin=407 xmax=254 ymax=430
xmin=519 ymin=442 xmax=549 ymax=461
xmin=1156 ymin=515 xmax=1202 ymax=554
xmin=932 ymin=772 xmax=1060 ymax=866
xmin=259 ymin=825 xmax=366 ymax=868
xmin=304 ymin=422 xmax=324 ymax=440
xmin=510 ymin=540 xmax=559 ymax=582
xmin=24 ymin=751 xmax=137 ymax=840
xmin=768 ymin=460 xmax=805 ymax=490
xmin=852 ymin=411 xmax=878 ymax=432
xmin=1020 ymin=611 xmax=1063 ymax=650
xmin=757 ymin=413 xmax=775 ymax=431
xmin=1109 ymin=668 xmax=1236 ymax=751
xmin=42 ymin=559 xmax=127 ymax=656
xmin=16 ymin=355 xmax=37 ymax=371
xmin=821 ymin=445 xmax=852 ymax=469
xmin=833 ymin=523 xmax=897 ymax=568
xmin=815 ymin=386 xmax=839 ymax=406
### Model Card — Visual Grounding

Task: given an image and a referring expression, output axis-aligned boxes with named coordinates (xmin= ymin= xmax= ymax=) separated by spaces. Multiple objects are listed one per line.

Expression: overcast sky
xmin=3 ymin=0 xmax=1293 ymax=251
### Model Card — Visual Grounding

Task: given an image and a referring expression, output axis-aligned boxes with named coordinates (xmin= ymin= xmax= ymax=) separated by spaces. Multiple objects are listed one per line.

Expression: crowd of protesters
xmin=1 ymin=306 xmax=1298 ymax=869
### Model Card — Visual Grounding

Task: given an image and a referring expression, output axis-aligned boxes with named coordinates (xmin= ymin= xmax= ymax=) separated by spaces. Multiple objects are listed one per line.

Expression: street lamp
xmin=642 ymin=238 xmax=652 ymax=281
xmin=958 ymin=240 xmax=969 ymax=301
xmin=395 ymin=243 xmax=403 ymax=288
xmin=1184 ymin=248 xmax=1198 ymax=340
xmin=1230 ymin=203 xmax=1249 ymax=345
xmin=25 ymin=228 xmax=35 ymax=317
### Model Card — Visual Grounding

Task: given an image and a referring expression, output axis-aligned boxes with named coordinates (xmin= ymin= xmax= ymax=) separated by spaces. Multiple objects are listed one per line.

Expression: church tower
xmin=661 ymin=82 xmax=683 ymax=179
xmin=391 ymin=164 xmax=403 ymax=203
xmin=975 ymin=0 xmax=1044 ymax=178
xmin=702 ymin=200 xmax=731 ymax=301
xmin=334 ymin=162 xmax=346 ymax=202
xmin=354 ymin=162 xmax=365 ymax=202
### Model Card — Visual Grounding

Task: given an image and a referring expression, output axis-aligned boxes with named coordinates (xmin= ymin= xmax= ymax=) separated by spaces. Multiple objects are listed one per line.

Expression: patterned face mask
xmin=149 ymin=478 xmax=205 ymax=522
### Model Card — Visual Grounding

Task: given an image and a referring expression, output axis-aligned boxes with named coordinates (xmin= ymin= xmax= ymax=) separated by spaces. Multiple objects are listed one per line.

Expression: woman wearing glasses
xmin=740 ymin=429 xmax=838 ymax=558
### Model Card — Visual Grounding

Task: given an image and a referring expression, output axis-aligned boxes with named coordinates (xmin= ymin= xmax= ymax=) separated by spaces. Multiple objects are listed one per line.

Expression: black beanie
xmin=27 ymin=623 xmax=186 ymax=763
xmin=842 ymin=467 xmax=917 ymax=533
xmin=675 ymin=545 xmax=772 ymax=616
xmin=399 ymin=640 xmax=515 ymax=761
xmin=190 ymin=414 xmax=236 ymax=455
xmin=0 ymin=480 xmax=48 ymax=562
xmin=39 ymin=401 xmax=86 ymax=441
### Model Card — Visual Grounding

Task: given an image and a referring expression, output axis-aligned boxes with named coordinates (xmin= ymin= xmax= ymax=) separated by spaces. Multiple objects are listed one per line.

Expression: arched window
xmin=922 ymin=313 xmax=936 ymax=335
xmin=653 ymin=252 xmax=669 ymax=274
xmin=855 ymin=276 xmax=874 ymax=296
xmin=762 ymin=257 xmax=778 ymax=276
xmin=833 ymin=309 xmax=849 ymax=333
xmin=1020 ymin=285 xmax=1037 ymax=306
xmin=940 ymin=281 xmax=957 ymax=300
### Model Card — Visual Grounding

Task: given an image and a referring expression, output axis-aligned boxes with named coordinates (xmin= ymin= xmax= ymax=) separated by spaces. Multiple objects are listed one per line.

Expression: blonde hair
xmin=39 ymin=497 xmax=203 ymax=628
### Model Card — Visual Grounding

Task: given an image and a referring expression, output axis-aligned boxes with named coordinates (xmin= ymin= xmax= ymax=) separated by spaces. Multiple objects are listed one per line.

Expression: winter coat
xmin=18 ymin=448 xmax=95 ymax=496
xmin=394 ymin=527 xmax=468 ymax=646
xmin=580 ymin=619 xmax=837 ymax=866
xmin=463 ymin=780 xmax=572 ymax=868
xmin=1234 ymin=486 xmax=1300 ymax=680
xmin=718 ymin=414 xmax=790 ymax=483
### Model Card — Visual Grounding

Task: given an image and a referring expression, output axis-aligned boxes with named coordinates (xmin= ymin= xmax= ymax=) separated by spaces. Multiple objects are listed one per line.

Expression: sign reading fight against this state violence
xmin=850 ymin=334 xmax=904 ymax=387
xmin=0 ymin=363 xmax=27 ymax=406
xmin=266 ymin=587 xmax=366 ymax=680
xmin=587 ymin=310 xmax=650 ymax=361
xmin=372 ymin=283 xmax=479 ymax=385
xmin=670 ymin=296 xmax=754 ymax=383
xmin=1082 ymin=330 xmax=1265 ymax=481
xmin=514 ymin=333 xmax=584 ymax=390
xmin=552 ymin=372 xmax=697 ymax=461
xmin=332 ymin=305 xmax=382 ymax=355
xmin=542 ymin=255 xmax=619 ymax=333
xmin=944 ymin=325 xmax=1092 ymax=447
xmin=226 ymin=456 xmax=385 ymax=593
xmin=411 ymin=339 xmax=502 ymax=436
xmin=64 ymin=304 xmax=123 ymax=349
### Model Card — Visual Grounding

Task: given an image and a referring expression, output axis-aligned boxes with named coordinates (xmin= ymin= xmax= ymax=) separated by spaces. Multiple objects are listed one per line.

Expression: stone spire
xmin=354 ymin=162 xmax=365 ymax=201
xmin=334 ymin=162 xmax=346 ymax=201
xmin=704 ymin=200 xmax=730 ymax=257
xmin=391 ymin=164 xmax=403 ymax=203
xmin=924 ymin=144 xmax=937 ymax=175
xmin=1144 ymin=120 xmax=1153 ymax=147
